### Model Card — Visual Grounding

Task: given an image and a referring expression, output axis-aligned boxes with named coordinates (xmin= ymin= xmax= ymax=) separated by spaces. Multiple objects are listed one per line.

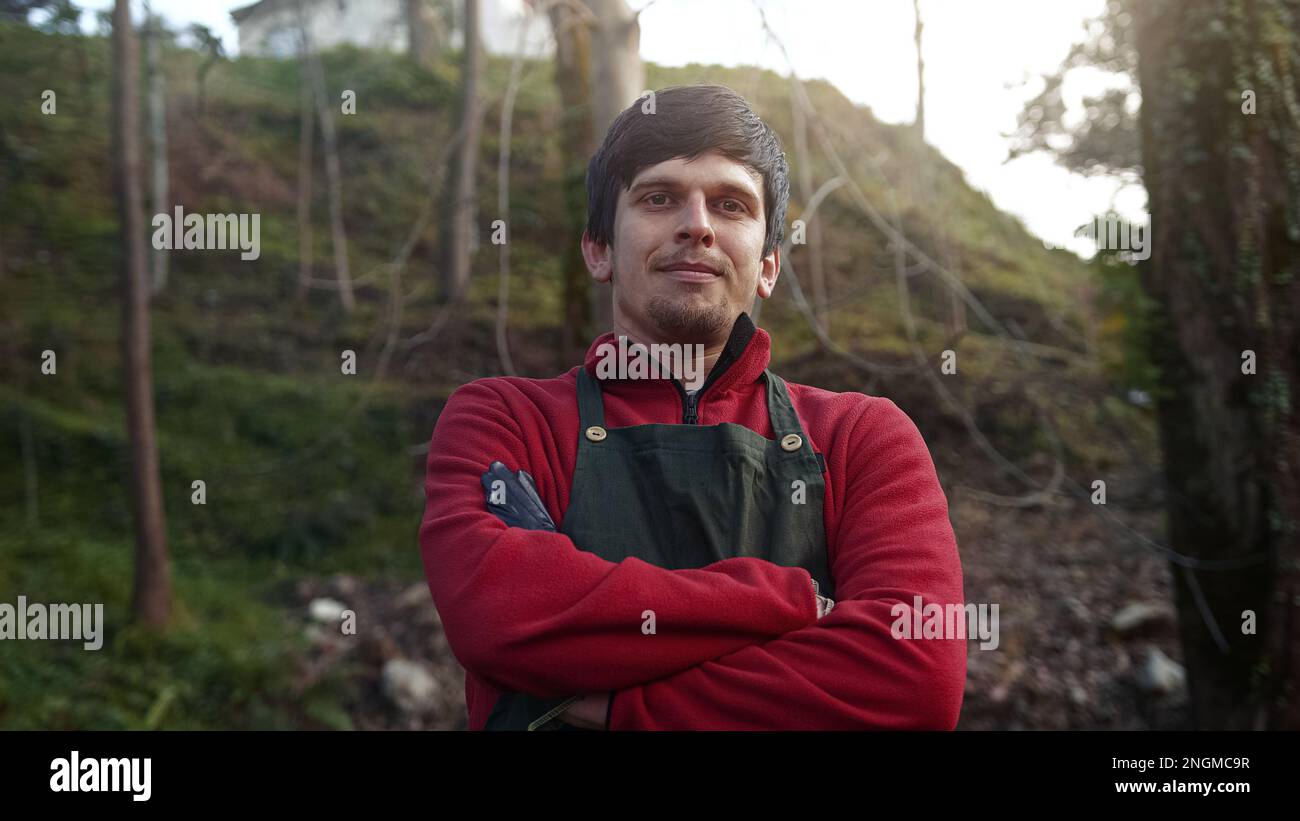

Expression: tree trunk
xmin=913 ymin=0 xmax=925 ymax=140
xmin=406 ymin=0 xmax=435 ymax=69
xmin=296 ymin=28 xmax=315 ymax=303
xmin=1135 ymin=0 xmax=1300 ymax=729
xmin=197 ymin=60 xmax=213 ymax=117
xmin=112 ymin=0 xmax=171 ymax=629
xmin=548 ymin=0 xmax=595 ymax=362
xmin=308 ymin=45 xmax=356 ymax=313
xmin=790 ymin=73 xmax=828 ymax=332
xmin=440 ymin=0 xmax=482 ymax=303
xmin=144 ymin=9 xmax=168 ymax=296
xmin=583 ymin=0 xmax=643 ymax=335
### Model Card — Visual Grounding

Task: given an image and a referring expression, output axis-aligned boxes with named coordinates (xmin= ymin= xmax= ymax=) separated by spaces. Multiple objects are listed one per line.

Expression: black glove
xmin=481 ymin=461 xmax=557 ymax=532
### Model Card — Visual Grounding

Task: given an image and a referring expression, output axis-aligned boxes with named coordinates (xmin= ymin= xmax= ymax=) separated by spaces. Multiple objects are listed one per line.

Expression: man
xmin=420 ymin=83 xmax=966 ymax=731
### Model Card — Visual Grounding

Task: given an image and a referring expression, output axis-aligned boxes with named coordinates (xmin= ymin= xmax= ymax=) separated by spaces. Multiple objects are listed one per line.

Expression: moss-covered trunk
xmin=1135 ymin=0 xmax=1300 ymax=729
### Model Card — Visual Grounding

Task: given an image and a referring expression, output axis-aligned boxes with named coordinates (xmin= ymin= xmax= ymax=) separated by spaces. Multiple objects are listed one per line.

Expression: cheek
xmin=728 ymin=235 xmax=764 ymax=277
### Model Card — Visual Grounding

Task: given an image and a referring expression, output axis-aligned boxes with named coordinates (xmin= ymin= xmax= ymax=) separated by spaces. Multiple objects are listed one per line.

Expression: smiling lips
xmin=659 ymin=261 xmax=722 ymax=283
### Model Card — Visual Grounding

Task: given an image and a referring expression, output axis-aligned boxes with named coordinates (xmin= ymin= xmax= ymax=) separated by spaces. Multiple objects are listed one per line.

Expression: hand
xmin=481 ymin=461 xmax=557 ymax=531
xmin=558 ymin=693 xmax=611 ymax=730
xmin=816 ymin=594 xmax=836 ymax=619
xmin=813 ymin=578 xmax=835 ymax=619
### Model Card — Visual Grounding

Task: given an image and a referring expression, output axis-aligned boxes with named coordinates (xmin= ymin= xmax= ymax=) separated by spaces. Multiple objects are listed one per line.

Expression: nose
xmin=675 ymin=192 xmax=715 ymax=248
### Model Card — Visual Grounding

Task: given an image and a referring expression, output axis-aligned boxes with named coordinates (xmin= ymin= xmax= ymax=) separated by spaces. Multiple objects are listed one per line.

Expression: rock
xmin=309 ymin=597 xmax=347 ymax=623
xmin=1137 ymin=647 xmax=1185 ymax=695
xmin=397 ymin=581 xmax=433 ymax=611
xmin=329 ymin=574 xmax=360 ymax=598
xmin=1110 ymin=602 xmax=1174 ymax=636
xmin=361 ymin=628 xmax=402 ymax=665
xmin=382 ymin=659 xmax=440 ymax=716
xmin=1063 ymin=596 xmax=1090 ymax=622
xmin=990 ymin=660 xmax=1025 ymax=704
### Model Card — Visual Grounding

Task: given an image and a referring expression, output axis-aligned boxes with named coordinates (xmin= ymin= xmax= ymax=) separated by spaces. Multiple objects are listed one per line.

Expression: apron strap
xmin=764 ymin=369 xmax=816 ymax=457
xmin=576 ymin=366 xmax=606 ymax=428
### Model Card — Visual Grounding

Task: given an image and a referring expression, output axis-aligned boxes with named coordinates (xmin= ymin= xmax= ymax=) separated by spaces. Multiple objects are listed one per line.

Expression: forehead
xmin=624 ymin=151 xmax=764 ymax=201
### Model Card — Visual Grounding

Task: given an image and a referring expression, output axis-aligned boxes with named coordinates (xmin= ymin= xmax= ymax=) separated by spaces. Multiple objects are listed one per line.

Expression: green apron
xmin=484 ymin=365 xmax=834 ymax=730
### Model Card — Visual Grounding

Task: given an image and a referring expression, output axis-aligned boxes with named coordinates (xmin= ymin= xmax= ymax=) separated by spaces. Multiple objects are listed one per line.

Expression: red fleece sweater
xmin=419 ymin=324 xmax=966 ymax=730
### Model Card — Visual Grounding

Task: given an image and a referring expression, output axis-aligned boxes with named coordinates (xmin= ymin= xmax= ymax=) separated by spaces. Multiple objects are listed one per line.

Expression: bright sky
xmin=71 ymin=0 xmax=1145 ymax=256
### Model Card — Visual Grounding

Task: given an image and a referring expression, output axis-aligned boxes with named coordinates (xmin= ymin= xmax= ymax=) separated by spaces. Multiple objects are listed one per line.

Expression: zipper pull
xmin=683 ymin=391 xmax=699 ymax=425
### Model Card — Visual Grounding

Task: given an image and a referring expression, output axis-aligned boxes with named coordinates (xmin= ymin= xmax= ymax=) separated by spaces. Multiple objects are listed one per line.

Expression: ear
xmin=581 ymin=231 xmax=613 ymax=284
xmin=756 ymin=245 xmax=780 ymax=299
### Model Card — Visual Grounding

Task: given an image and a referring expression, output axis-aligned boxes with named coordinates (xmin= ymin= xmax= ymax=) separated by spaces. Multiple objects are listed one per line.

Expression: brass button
xmin=780 ymin=433 xmax=803 ymax=452
xmin=585 ymin=425 xmax=607 ymax=442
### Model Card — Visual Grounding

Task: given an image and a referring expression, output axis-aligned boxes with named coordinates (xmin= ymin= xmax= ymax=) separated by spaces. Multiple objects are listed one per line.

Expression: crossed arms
xmin=418 ymin=378 xmax=966 ymax=730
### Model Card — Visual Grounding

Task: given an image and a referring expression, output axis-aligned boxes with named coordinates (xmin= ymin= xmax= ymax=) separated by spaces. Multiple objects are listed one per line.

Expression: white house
xmin=230 ymin=0 xmax=555 ymax=60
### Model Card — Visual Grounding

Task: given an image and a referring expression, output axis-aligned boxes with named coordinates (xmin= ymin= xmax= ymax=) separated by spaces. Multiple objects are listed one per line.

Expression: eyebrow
xmin=627 ymin=176 xmax=762 ymax=210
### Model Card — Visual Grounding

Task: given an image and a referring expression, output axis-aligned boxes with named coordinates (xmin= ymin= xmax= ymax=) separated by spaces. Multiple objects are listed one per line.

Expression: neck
xmin=611 ymin=317 xmax=733 ymax=392
xmin=608 ymin=320 xmax=722 ymax=392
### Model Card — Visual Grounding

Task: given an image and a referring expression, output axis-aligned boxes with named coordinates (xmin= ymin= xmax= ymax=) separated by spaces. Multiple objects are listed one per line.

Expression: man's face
xmin=582 ymin=150 xmax=780 ymax=344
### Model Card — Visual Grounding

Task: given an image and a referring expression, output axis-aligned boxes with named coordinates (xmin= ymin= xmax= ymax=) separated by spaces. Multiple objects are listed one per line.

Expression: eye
xmin=644 ymin=193 xmax=671 ymax=206
xmin=720 ymin=199 xmax=745 ymax=213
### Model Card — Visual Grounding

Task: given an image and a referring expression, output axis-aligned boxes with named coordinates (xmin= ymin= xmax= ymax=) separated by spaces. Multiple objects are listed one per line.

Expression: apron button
xmin=780 ymin=433 xmax=803 ymax=452
xmin=585 ymin=425 xmax=607 ymax=442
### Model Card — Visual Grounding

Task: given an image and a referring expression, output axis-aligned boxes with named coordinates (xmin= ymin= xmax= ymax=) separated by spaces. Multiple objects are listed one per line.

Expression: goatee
xmin=644 ymin=295 xmax=731 ymax=343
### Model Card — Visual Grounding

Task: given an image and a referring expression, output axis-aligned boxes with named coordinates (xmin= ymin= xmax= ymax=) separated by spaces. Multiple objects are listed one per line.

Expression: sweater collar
xmin=582 ymin=312 xmax=770 ymax=399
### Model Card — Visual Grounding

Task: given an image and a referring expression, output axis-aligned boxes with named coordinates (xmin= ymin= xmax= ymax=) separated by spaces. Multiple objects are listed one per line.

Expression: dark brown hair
xmin=584 ymin=83 xmax=790 ymax=259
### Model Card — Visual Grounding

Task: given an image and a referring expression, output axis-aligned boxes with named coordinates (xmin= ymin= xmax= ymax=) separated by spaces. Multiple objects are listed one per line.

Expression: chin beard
xmin=643 ymin=294 xmax=731 ymax=343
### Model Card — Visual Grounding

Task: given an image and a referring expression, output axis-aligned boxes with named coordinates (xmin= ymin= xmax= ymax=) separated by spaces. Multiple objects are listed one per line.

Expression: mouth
xmin=658 ymin=262 xmax=722 ymax=283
